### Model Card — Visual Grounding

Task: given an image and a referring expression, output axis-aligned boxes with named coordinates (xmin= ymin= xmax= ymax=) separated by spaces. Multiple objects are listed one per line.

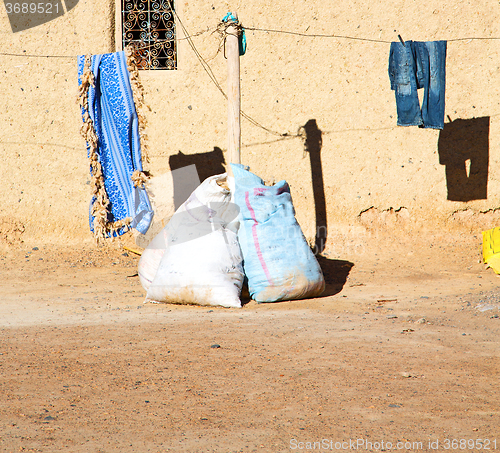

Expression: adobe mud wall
xmin=1 ymin=0 xmax=500 ymax=257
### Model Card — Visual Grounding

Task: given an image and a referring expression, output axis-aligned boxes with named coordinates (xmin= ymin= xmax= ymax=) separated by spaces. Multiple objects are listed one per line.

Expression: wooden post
xmin=226 ymin=14 xmax=241 ymax=172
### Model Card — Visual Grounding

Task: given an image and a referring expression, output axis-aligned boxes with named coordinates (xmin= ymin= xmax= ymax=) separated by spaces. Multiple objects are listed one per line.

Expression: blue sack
xmin=230 ymin=164 xmax=325 ymax=302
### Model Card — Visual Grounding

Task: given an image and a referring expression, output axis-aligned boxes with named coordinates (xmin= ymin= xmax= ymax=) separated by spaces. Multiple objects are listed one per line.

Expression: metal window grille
xmin=122 ymin=0 xmax=177 ymax=70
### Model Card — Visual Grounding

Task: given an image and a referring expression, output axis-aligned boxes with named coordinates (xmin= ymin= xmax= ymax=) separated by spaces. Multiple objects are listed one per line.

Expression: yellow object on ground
xmin=123 ymin=245 xmax=143 ymax=256
xmin=482 ymin=227 xmax=500 ymax=274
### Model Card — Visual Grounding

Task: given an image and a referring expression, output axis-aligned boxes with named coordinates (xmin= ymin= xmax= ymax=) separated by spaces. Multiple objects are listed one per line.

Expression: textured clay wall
xmin=2 ymin=0 xmax=500 ymax=257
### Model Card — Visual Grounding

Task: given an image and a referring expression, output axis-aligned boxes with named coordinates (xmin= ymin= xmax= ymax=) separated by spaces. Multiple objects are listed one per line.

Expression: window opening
xmin=122 ymin=0 xmax=176 ymax=70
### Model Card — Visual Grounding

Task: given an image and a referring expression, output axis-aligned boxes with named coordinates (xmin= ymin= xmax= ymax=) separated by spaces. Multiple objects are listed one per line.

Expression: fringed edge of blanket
xmin=77 ymin=54 xmax=133 ymax=243
xmin=125 ymin=45 xmax=150 ymax=166
xmin=131 ymin=170 xmax=149 ymax=188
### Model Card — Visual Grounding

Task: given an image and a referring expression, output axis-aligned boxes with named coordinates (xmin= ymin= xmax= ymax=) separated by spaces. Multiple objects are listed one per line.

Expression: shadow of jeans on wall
xmin=438 ymin=117 xmax=490 ymax=201
xmin=169 ymin=147 xmax=226 ymax=209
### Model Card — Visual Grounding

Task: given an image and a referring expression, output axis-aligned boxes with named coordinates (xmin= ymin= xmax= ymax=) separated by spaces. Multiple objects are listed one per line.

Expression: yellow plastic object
xmin=123 ymin=245 xmax=143 ymax=256
xmin=482 ymin=227 xmax=500 ymax=274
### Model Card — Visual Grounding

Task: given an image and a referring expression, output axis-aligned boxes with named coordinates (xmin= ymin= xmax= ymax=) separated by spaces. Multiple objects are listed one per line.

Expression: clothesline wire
xmin=3 ymin=17 xmax=500 ymax=138
xmin=2 ymin=22 xmax=500 ymax=59
xmin=168 ymin=6 xmax=288 ymax=137
xmin=177 ymin=19 xmax=500 ymax=138
xmin=0 ymin=52 xmax=74 ymax=58
xmin=0 ymin=28 xmax=212 ymax=59
xmin=448 ymin=37 xmax=500 ymax=42
xmin=245 ymin=26 xmax=500 ymax=43
xmin=245 ymin=27 xmax=392 ymax=43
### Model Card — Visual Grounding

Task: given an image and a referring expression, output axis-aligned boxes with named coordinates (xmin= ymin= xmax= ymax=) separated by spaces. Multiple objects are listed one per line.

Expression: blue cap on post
xmin=222 ymin=12 xmax=247 ymax=56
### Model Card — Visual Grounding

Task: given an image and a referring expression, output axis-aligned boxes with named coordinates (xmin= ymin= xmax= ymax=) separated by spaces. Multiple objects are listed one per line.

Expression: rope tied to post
xmin=218 ymin=12 xmax=247 ymax=57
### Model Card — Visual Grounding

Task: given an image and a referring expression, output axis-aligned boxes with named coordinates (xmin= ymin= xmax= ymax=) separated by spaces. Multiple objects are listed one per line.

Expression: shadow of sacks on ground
xmin=316 ymin=256 xmax=354 ymax=297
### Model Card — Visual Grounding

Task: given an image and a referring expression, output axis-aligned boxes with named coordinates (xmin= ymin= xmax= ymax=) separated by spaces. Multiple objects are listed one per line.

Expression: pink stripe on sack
xmin=245 ymin=190 xmax=274 ymax=285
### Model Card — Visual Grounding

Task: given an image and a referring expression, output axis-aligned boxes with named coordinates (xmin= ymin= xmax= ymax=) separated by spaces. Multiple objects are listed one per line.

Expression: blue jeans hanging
xmin=388 ymin=40 xmax=447 ymax=129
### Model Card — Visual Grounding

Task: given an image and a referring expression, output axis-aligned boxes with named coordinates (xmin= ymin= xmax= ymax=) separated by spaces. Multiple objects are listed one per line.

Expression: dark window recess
xmin=122 ymin=0 xmax=176 ymax=70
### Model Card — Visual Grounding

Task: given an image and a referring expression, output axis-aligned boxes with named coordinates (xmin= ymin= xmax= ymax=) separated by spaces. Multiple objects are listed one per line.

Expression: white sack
xmin=142 ymin=173 xmax=244 ymax=308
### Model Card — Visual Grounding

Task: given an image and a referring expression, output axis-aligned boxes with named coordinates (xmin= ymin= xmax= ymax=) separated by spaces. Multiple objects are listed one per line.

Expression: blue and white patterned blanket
xmin=78 ymin=51 xmax=153 ymax=236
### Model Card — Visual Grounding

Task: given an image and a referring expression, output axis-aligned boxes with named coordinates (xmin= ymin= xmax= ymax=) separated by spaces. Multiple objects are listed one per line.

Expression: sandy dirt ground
xmin=0 ymin=232 xmax=499 ymax=453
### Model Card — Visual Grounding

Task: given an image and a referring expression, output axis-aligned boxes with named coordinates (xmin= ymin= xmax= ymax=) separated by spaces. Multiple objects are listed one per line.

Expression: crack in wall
xmin=358 ymin=206 xmax=410 ymax=230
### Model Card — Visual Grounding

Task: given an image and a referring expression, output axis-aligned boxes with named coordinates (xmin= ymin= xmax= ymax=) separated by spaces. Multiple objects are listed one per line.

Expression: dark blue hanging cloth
xmin=388 ymin=40 xmax=447 ymax=129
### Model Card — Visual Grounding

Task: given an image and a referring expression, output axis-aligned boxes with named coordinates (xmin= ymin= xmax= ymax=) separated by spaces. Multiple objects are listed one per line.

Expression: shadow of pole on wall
xmin=299 ymin=119 xmax=327 ymax=254
xmin=299 ymin=120 xmax=353 ymax=296
xmin=438 ymin=117 xmax=490 ymax=201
